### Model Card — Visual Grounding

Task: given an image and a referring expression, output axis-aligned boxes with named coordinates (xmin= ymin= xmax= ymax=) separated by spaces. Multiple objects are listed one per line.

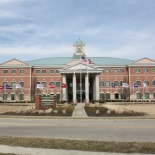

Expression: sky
xmin=0 ymin=0 xmax=155 ymax=63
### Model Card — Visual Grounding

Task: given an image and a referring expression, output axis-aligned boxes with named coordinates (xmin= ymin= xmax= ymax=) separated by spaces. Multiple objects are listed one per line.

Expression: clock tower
xmin=73 ymin=39 xmax=86 ymax=59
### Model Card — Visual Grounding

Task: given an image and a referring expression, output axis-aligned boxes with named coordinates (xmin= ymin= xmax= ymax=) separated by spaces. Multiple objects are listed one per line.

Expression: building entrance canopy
xmin=59 ymin=61 xmax=103 ymax=103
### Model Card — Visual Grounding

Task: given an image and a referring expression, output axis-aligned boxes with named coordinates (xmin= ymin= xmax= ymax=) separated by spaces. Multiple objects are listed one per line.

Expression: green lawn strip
xmin=0 ymin=137 xmax=155 ymax=154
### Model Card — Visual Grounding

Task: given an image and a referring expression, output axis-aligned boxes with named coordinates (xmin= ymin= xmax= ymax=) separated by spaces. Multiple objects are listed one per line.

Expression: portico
xmin=60 ymin=62 xmax=102 ymax=103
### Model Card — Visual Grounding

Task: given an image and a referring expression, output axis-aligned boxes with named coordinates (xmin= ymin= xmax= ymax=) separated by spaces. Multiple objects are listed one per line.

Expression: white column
xmin=73 ymin=73 xmax=77 ymax=103
xmin=62 ymin=74 xmax=66 ymax=100
xmin=95 ymin=74 xmax=99 ymax=100
xmin=85 ymin=73 xmax=89 ymax=103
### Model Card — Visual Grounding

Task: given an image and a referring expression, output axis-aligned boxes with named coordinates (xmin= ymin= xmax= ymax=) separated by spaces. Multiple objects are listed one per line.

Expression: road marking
xmin=0 ymin=122 xmax=155 ymax=129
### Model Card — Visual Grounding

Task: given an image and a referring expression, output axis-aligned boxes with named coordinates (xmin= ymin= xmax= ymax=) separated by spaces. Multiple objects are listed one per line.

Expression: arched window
xmin=106 ymin=93 xmax=110 ymax=100
xmin=100 ymin=93 xmax=105 ymax=100
xmin=99 ymin=81 xmax=104 ymax=86
xmin=19 ymin=94 xmax=24 ymax=100
xmin=106 ymin=81 xmax=110 ymax=86
xmin=137 ymin=93 xmax=142 ymax=99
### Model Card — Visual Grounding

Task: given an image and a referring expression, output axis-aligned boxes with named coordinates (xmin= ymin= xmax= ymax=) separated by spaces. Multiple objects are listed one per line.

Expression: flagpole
xmin=4 ymin=86 xmax=6 ymax=106
xmin=87 ymin=59 xmax=88 ymax=103
xmin=111 ymin=86 xmax=112 ymax=105
xmin=60 ymin=82 xmax=61 ymax=105
xmin=80 ymin=63 xmax=82 ymax=103
xmin=122 ymin=85 xmax=124 ymax=105
xmin=133 ymin=82 xmax=134 ymax=105
xmin=143 ymin=82 xmax=144 ymax=104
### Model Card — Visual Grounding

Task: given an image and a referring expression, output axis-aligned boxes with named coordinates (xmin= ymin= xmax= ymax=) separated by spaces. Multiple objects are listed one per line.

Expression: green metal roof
xmin=89 ymin=57 xmax=134 ymax=65
xmin=75 ymin=39 xmax=84 ymax=45
xmin=25 ymin=57 xmax=73 ymax=65
xmin=25 ymin=56 xmax=134 ymax=66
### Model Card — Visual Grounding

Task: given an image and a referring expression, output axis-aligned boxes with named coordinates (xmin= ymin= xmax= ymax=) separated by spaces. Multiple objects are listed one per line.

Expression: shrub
xmin=99 ymin=100 xmax=105 ymax=103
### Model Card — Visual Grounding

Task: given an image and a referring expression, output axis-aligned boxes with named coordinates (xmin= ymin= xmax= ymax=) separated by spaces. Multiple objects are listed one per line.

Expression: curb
xmin=0 ymin=115 xmax=155 ymax=119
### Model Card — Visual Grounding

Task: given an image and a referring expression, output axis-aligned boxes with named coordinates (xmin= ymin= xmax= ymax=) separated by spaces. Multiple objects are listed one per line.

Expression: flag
xmin=5 ymin=85 xmax=12 ymax=89
xmin=36 ymin=84 xmax=44 ymax=89
xmin=111 ymin=83 xmax=115 ymax=88
xmin=61 ymin=83 xmax=66 ymax=88
xmin=88 ymin=58 xmax=94 ymax=64
xmin=16 ymin=84 xmax=22 ymax=88
xmin=81 ymin=56 xmax=88 ymax=62
xmin=48 ymin=83 xmax=55 ymax=88
xmin=143 ymin=83 xmax=147 ymax=87
xmin=134 ymin=83 xmax=138 ymax=87
xmin=122 ymin=83 xmax=129 ymax=88
xmin=0 ymin=86 xmax=4 ymax=90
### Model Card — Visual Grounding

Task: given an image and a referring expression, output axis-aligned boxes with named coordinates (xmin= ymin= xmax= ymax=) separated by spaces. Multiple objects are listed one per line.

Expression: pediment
xmin=64 ymin=62 xmax=98 ymax=70
xmin=1 ymin=59 xmax=30 ymax=66
xmin=60 ymin=62 xmax=102 ymax=74
xmin=131 ymin=57 xmax=155 ymax=64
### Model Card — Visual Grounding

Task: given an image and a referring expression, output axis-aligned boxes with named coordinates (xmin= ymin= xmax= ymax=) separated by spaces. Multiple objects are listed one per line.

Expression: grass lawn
xmin=0 ymin=137 xmax=155 ymax=154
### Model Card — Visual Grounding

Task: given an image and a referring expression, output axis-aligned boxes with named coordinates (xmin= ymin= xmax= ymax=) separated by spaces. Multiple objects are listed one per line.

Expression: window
xmin=56 ymin=94 xmax=60 ymax=101
xmin=50 ymin=94 xmax=55 ymax=100
xmin=3 ymin=82 xmax=8 ymax=87
xmin=152 ymin=68 xmax=155 ymax=72
xmin=56 ymin=82 xmax=60 ymax=87
xmin=120 ymin=69 xmax=124 ymax=73
xmin=19 ymin=94 xmax=24 ymax=100
xmin=36 ymin=70 xmax=40 ymax=74
xmin=11 ymin=94 xmax=15 ymax=100
xmin=100 ymin=93 xmax=105 ymax=100
xmin=106 ymin=93 xmax=110 ymax=100
xmin=105 ymin=69 xmax=110 ymax=73
xmin=3 ymin=94 xmax=7 ymax=100
xmin=20 ymin=70 xmax=24 ymax=74
xmin=136 ymin=81 xmax=141 ymax=86
xmin=105 ymin=81 xmax=110 ymax=86
xmin=144 ymin=68 xmax=148 ymax=72
xmin=145 ymin=93 xmax=149 ymax=99
xmin=3 ymin=70 xmax=8 ymax=74
xmin=42 ymin=70 xmax=46 ymax=74
xmin=120 ymin=81 xmax=124 ymax=86
xmin=11 ymin=82 xmax=16 ymax=87
xmin=121 ymin=93 xmax=125 ymax=99
xmin=114 ymin=81 xmax=119 ymax=86
xmin=56 ymin=70 xmax=60 ymax=73
xmin=99 ymin=81 xmax=104 ymax=86
xmin=115 ymin=93 xmax=119 ymax=99
xmin=153 ymin=92 xmax=155 ymax=99
xmin=135 ymin=68 xmax=140 ymax=72
xmin=144 ymin=80 xmax=149 ymax=86
xmin=20 ymin=82 xmax=24 ymax=87
xmin=114 ymin=69 xmax=118 ymax=73
xmin=36 ymin=82 xmax=40 ymax=87
xmin=42 ymin=82 xmax=46 ymax=87
xmin=12 ymin=70 xmax=16 ymax=74
xmin=137 ymin=93 xmax=142 ymax=99
xmin=102 ymin=70 xmax=104 ymax=73
xmin=50 ymin=70 xmax=55 ymax=74
xmin=50 ymin=82 xmax=55 ymax=85
xmin=153 ymin=80 xmax=155 ymax=86
xmin=69 ymin=82 xmax=73 ymax=87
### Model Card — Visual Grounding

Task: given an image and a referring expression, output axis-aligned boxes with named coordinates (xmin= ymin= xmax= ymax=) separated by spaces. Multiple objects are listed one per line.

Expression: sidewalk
xmin=0 ymin=145 xmax=153 ymax=155
xmin=72 ymin=103 xmax=87 ymax=118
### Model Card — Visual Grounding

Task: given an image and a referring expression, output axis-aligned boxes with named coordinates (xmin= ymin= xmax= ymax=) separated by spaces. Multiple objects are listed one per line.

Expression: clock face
xmin=77 ymin=46 xmax=82 ymax=53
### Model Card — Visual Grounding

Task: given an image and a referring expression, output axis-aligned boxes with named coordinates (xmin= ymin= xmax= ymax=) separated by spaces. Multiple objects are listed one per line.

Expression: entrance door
xmin=76 ymin=90 xmax=85 ymax=102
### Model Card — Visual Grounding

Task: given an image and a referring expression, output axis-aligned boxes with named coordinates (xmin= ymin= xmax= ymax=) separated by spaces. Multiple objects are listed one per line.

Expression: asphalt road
xmin=0 ymin=118 xmax=155 ymax=142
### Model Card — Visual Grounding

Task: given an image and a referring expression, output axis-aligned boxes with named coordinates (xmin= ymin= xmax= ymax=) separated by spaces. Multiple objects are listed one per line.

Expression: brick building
xmin=0 ymin=39 xmax=155 ymax=103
